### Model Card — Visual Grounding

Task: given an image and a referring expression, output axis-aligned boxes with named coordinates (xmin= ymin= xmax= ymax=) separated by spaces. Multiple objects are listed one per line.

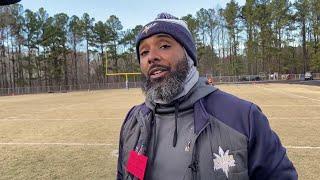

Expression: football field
xmin=0 ymin=83 xmax=319 ymax=179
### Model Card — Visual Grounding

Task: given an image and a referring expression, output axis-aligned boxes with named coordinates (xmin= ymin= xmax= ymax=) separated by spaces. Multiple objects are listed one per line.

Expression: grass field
xmin=0 ymin=83 xmax=319 ymax=179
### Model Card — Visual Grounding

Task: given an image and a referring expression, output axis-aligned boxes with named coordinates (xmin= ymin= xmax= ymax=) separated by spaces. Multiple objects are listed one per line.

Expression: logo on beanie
xmin=142 ymin=22 xmax=157 ymax=34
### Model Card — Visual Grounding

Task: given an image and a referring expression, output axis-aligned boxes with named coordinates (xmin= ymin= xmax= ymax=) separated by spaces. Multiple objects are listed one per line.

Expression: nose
xmin=147 ymin=49 xmax=160 ymax=64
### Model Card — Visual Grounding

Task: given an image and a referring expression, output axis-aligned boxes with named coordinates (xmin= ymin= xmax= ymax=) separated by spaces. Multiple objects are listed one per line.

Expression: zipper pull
xmin=185 ymin=140 xmax=191 ymax=152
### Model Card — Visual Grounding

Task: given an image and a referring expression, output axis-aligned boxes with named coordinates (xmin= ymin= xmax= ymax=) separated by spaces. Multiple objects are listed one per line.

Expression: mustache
xmin=147 ymin=64 xmax=171 ymax=75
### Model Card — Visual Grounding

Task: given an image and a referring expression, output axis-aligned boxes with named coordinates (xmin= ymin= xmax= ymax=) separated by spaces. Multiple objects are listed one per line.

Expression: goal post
xmin=105 ymin=55 xmax=141 ymax=89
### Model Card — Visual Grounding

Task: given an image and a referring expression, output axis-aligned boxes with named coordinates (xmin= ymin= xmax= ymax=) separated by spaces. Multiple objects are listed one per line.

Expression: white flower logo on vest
xmin=213 ymin=146 xmax=236 ymax=178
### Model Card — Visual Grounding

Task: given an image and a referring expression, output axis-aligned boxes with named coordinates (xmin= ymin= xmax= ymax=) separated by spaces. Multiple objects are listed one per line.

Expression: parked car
xmin=239 ymin=75 xmax=261 ymax=81
xmin=239 ymin=76 xmax=249 ymax=81
xmin=304 ymin=71 xmax=313 ymax=80
xmin=258 ymin=72 xmax=267 ymax=80
xmin=251 ymin=75 xmax=261 ymax=81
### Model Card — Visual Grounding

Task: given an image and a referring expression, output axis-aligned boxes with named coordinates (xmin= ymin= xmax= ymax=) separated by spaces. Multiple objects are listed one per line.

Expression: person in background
xmin=207 ymin=77 xmax=214 ymax=86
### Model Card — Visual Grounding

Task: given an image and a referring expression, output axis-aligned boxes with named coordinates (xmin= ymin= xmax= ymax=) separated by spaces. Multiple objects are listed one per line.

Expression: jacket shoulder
xmin=203 ymin=89 xmax=253 ymax=137
xmin=123 ymin=103 xmax=146 ymax=122
xmin=202 ymin=89 xmax=297 ymax=179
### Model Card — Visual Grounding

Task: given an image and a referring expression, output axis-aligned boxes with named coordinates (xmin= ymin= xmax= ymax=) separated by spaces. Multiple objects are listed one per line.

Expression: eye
xmin=140 ymin=50 xmax=149 ymax=57
xmin=160 ymin=44 xmax=171 ymax=49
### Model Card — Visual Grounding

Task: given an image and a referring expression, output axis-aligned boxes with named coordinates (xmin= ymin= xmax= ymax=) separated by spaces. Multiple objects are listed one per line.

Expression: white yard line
xmin=286 ymin=146 xmax=320 ymax=149
xmin=0 ymin=117 xmax=122 ymax=121
xmin=261 ymin=105 xmax=320 ymax=107
xmin=269 ymin=117 xmax=320 ymax=120
xmin=1 ymin=142 xmax=319 ymax=150
xmin=9 ymin=117 xmax=312 ymax=121
xmin=0 ymin=142 xmax=114 ymax=146
xmin=43 ymin=102 xmax=90 ymax=112
xmin=257 ymin=86 xmax=320 ymax=103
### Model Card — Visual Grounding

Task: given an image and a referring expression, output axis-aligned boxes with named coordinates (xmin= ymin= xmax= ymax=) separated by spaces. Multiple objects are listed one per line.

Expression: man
xmin=117 ymin=13 xmax=297 ymax=180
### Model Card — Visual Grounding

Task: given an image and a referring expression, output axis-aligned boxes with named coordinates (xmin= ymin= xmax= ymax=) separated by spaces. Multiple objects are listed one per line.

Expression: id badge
xmin=126 ymin=150 xmax=148 ymax=180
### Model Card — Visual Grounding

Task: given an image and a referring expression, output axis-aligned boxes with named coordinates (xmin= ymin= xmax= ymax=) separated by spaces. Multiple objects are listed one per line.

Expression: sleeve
xmin=248 ymin=104 xmax=298 ymax=180
xmin=116 ymin=130 xmax=124 ymax=180
xmin=116 ymin=106 xmax=136 ymax=180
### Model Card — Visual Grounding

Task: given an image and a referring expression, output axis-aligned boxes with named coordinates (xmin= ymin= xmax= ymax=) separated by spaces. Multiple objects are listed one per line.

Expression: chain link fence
xmin=1 ymin=73 xmax=319 ymax=96
xmin=206 ymin=73 xmax=320 ymax=84
xmin=0 ymin=82 xmax=142 ymax=96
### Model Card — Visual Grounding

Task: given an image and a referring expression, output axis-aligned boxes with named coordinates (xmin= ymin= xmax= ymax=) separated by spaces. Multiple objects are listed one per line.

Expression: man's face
xmin=139 ymin=34 xmax=186 ymax=82
xmin=138 ymin=34 xmax=189 ymax=103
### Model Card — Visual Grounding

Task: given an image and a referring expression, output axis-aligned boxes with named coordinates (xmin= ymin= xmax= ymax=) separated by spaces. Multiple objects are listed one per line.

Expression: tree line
xmin=0 ymin=0 xmax=319 ymax=89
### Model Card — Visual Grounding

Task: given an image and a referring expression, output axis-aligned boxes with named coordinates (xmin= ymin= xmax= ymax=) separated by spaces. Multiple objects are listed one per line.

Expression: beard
xmin=141 ymin=58 xmax=189 ymax=103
